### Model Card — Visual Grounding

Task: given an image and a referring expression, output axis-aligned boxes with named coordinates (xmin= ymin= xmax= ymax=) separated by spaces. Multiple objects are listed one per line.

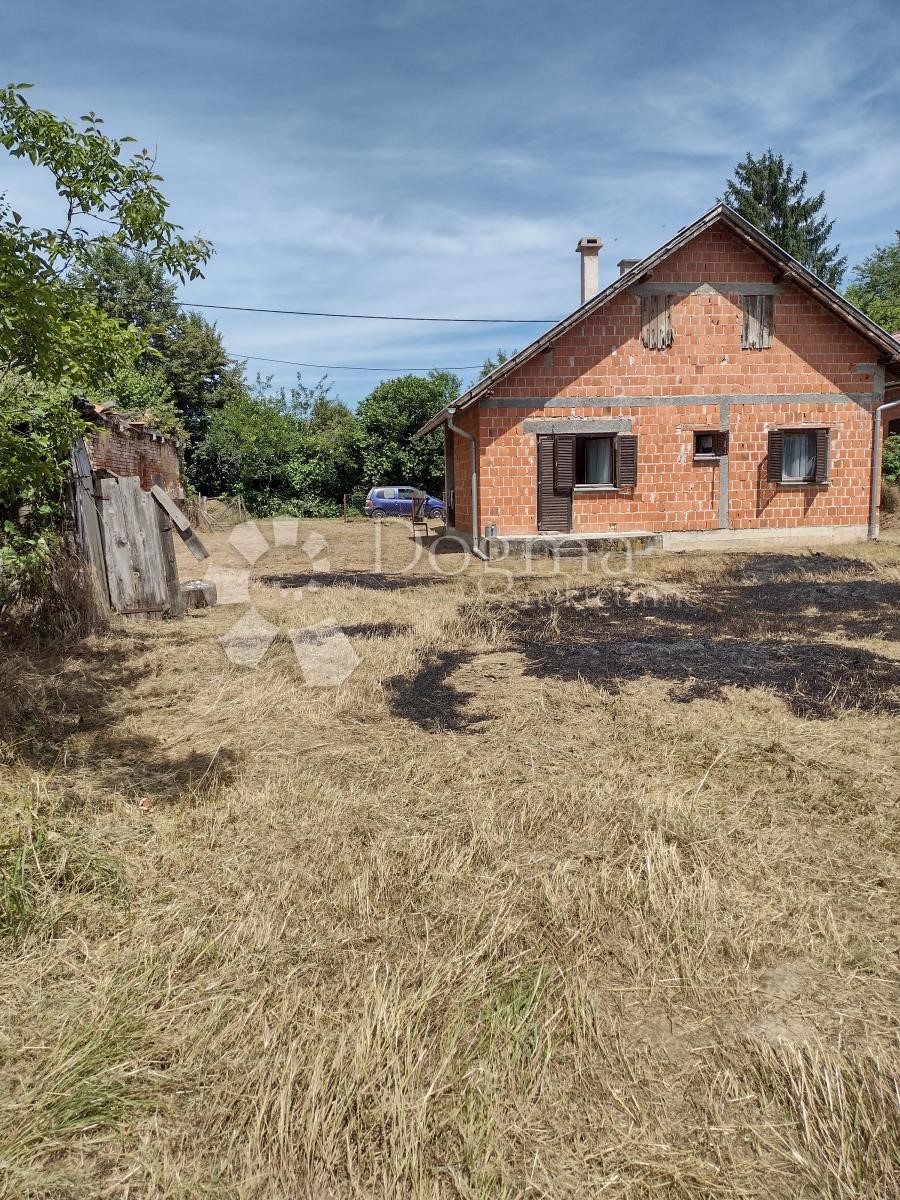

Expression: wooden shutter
xmin=537 ymin=436 xmax=572 ymax=531
xmin=713 ymin=431 xmax=729 ymax=457
xmin=767 ymin=429 xmax=784 ymax=482
xmin=554 ymin=434 xmax=576 ymax=491
xmin=640 ymin=294 xmax=673 ymax=349
xmin=742 ymin=294 xmax=774 ymax=349
xmin=814 ymin=428 xmax=830 ymax=484
xmin=616 ymin=435 xmax=638 ymax=488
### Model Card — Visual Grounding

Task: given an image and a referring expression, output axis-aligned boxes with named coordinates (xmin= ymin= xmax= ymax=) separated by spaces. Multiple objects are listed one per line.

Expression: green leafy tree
xmin=0 ymin=83 xmax=211 ymax=603
xmin=191 ymin=374 xmax=361 ymax=516
xmin=722 ymin=151 xmax=847 ymax=287
xmin=882 ymin=434 xmax=900 ymax=484
xmin=479 ymin=348 xmax=513 ymax=379
xmin=845 ymin=234 xmax=900 ymax=332
xmin=355 ymin=371 xmax=459 ymax=495
xmin=86 ymin=364 xmax=185 ymax=440
xmin=71 ymin=246 xmax=245 ymax=442
xmin=163 ymin=311 xmax=246 ymax=442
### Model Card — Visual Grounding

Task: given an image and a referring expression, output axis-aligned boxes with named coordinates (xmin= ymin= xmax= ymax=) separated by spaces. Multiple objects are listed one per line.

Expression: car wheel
xmin=427 ymin=508 xmax=444 ymax=520
xmin=370 ymin=508 xmax=386 ymax=519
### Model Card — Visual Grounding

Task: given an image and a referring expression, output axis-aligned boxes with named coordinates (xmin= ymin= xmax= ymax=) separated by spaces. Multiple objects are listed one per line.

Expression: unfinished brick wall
xmin=446 ymin=407 xmax=477 ymax=538
xmin=87 ymin=425 xmax=183 ymax=495
xmin=457 ymin=224 xmax=878 ymax=537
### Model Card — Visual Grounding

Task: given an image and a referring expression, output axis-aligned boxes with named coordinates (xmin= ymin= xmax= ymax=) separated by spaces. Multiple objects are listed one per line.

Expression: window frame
xmin=574 ymin=434 xmax=617 ymax=489
xmin=768 ymin=427 xmax=830 ymax=486
xmin=741 ymin=293 xmax=774 ymax=350
xmin=780 ymin=429 xmax=818 ymax=484
xmin=693 ymin=430 xmax=727 ymax=460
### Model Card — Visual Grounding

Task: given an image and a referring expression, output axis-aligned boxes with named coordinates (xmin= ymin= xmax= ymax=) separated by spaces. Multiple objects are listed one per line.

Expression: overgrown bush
xmin=881 ymin=480 xmax=899 ymax=515
xmin=882 ymin=433 xmax=900 ymax=483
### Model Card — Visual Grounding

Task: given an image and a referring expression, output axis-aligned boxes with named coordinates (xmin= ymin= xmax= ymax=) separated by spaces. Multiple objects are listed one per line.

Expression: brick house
xmin=416 ymin=205 xmax=900 ymax=553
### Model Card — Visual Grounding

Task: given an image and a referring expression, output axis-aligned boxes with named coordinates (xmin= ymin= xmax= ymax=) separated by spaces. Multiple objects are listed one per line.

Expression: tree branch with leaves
xmin=0 ymin=83 xmax=213 ymax=604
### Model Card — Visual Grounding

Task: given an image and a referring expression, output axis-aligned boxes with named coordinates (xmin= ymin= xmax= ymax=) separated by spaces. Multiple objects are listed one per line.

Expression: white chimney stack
xmin=576 ymin=236 xmax=603 ymax=303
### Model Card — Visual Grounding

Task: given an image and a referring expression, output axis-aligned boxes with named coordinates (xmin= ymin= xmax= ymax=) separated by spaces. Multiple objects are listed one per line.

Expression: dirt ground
xmin=1 ymin=518 xmax=898 ymax=1198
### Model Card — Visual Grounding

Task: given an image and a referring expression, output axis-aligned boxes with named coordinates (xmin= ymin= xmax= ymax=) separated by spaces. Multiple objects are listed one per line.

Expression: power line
xmin=181 ymin=300 xmax=558 ymax=324
xmin=229 ymin=352 xmax=483 ymax=374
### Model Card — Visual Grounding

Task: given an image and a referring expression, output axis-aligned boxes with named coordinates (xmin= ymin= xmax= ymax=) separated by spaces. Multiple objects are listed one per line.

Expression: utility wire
xmin=181 ymin=300 xmax=559 ymax=324
xmin=229 ymin=352 xmax=484 ymax=374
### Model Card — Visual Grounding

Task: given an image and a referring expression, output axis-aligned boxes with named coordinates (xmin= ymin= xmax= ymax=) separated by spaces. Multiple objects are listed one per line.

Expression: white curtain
xmin=583 ymin=438 xmax=613 ymax=484
xmin=783 ymin=432 xmax=815 ymax=481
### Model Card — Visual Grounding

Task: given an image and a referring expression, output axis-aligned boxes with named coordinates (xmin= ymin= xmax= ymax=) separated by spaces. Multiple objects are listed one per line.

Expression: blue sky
xmin=4 ymin=0 xmax=900 ymax=406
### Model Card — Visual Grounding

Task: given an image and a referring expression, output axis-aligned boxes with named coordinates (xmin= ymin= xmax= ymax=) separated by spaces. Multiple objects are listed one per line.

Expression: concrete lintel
xmin=522 ymin=418 xmax=632 ymax=434
xmin=482 ymin=393 xmax=871 ymax=412
xmin=629 ymin=281 xmax=785 ymax=297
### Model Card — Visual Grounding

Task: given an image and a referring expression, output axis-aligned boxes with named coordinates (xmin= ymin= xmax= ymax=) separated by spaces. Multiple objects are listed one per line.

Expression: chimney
xmin=575 ymin=236 xmax=603 ymax=303
xmin=617 ymin=257 xmax=640 ymax=276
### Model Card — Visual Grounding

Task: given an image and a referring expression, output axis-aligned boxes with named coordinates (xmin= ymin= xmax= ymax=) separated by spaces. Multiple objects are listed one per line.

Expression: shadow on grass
xmin=384 ymin=650 xmax=485 ymax=733
xmin=0 ymin=626 xmax=238 ymax=805
xmin=385 ymin=558 xmax=900 ymax=728
xmin=507 ymin=571 xmax=900 ymax=719
xmin=261 ymin=570 xmax=446 ymax=592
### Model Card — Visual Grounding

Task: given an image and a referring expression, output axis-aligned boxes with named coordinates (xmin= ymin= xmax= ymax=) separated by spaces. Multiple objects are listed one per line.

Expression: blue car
xmin=365 ymin=486 xmax=444 ymax=520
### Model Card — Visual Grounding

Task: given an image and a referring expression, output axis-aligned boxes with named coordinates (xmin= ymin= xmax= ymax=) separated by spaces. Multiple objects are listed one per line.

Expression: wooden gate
xmin=69 ymin=440 xmax=208 ymax=621
xmin=98 ymin=475 xmax=182 ymax=619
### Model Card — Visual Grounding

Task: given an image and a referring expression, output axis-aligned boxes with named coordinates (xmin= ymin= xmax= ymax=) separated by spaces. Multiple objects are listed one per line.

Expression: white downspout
xmin=445 ymin=406 xmax=488 ymax=560
xmin=868 ymin=394 xmax=900 ymax=539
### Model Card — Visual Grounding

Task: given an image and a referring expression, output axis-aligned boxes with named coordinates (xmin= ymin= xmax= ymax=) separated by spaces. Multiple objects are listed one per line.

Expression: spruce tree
xmin=722 ymin=151 xmax=847 ymax=287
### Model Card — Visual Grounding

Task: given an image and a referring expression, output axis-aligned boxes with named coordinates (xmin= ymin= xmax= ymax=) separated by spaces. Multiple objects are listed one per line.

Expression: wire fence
xmin=186 ymin=494 xmax=248 ymax=531
xmin=342 ymin=493 xmax=369 ymax=520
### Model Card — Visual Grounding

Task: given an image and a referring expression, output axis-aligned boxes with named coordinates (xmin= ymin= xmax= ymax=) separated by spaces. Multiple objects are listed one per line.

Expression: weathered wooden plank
xmin=150 ymin=485 xmax=209 ymax=561
xmin=98 ymin=476 xmax=137 ymax=613
xmin=69 ymin=440 xmax=110 ymax=604
xmin=98 ymin=476 xmax=172 ymax=619
xmin=150 ymin=474 xmax=184 ymax=617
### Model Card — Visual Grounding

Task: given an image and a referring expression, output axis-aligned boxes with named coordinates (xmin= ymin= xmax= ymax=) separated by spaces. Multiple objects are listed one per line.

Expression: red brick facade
xmin=87 ymin=419 xmax=183 ymax=496
xmin=446 ymin=222 xmax=890 ymax=541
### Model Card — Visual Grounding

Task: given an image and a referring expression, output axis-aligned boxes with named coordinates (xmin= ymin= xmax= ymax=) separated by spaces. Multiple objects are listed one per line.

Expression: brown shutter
xmin=554 ymin=434 xmax=576 ymax=491
xmin=537 ymin=436 xmax=572 ymax=531
xmin=616 ymin=435 xmax=638 ymax=487
xmin=767 ymin=429 xmax=784 ymax=481
xmin=714 ymin=431 xmax=729 ymax=457
xmin=641 ymin=294 xmax=673 ymax=349
xmin=815 ymin=428 xmax=830 ymax=484
xmin=742 ymin=294 xmax=774 ymax=350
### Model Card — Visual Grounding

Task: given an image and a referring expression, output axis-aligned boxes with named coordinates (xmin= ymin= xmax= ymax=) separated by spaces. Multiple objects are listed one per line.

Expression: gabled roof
xmin=415 ymin=203 xmax=900 ymax=439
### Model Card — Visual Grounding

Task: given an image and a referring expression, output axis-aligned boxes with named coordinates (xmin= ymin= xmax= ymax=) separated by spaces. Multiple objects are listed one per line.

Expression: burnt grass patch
xmin=505 ymin=571 xmax=900 ymax=719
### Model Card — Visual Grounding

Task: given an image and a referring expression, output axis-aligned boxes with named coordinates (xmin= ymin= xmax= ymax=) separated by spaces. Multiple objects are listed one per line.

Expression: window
xmin=741 ymin=294 xmax=774 ymax=349
xmin=782 ymin=431 xmax=816 ymax=481
xmin=552 ymin=433 xmax=638 ymax=492
xmin=640 ymin=293 xmax=674 ymax=350
xmin=694 ymin=430 xmax=728 ymax=459
xmin=380 ymin=487 xmax=397 ymax=499
xmin=398 ymin=487 xmax=415 ymax=497
xmin=576 ymin=436 xmax=615 ymax=486
xmin=767 ymin=429 xmax=830 ymax=484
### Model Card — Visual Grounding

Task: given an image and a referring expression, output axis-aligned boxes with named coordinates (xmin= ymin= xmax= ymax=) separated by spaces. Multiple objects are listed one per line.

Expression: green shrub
xmin=882 ymin=434 xmax=900 ymax=483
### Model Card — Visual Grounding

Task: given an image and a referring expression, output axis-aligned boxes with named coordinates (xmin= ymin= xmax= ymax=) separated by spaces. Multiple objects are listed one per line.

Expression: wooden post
xmin=152 ymin=474 xmax=184 ymax=617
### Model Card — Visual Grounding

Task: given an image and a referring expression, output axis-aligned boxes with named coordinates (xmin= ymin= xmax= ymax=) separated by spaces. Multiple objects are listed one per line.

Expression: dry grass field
xmin=1 ymin=518 xmax=899 ymax=1199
